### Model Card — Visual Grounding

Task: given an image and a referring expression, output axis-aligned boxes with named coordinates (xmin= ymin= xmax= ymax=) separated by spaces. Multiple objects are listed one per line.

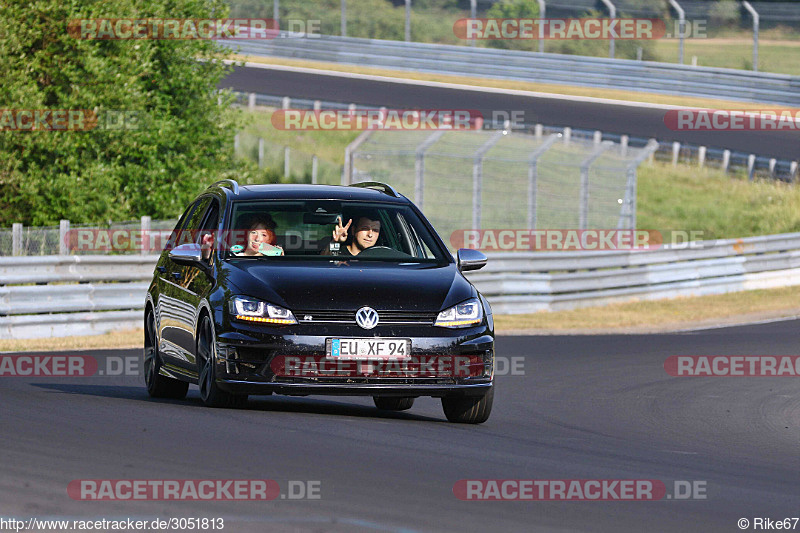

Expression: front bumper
xmin=213 ymin=321 xmax=494 ymax=398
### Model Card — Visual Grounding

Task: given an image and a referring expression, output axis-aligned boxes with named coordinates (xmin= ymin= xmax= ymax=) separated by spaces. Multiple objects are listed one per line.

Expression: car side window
xmin=197 ymin=199 xmax=220 ymax=263
xmin=166 ymin=201 xmax=200 ymax=250
xmin=184 ymin=197 xmax=212 ymax=233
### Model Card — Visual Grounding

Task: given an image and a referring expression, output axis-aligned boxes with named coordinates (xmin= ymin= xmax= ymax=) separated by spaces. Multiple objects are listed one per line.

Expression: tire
xmin=196 ymin=315 xmax=247 ymax=409
xmin=144 ymin=310 xmax=189 ymax=399
xmin=441 ymin=387 xmax=493 ymax=424
xmin=373 ymin=396 xmax=415 ymax=411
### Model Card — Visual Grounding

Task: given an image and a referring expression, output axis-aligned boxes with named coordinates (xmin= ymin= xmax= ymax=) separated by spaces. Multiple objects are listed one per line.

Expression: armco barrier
xmin=0 ymin=255 xmax=158 ymax=340
xmin=218 ymin=34 xmax=800 ymax=106
xmin=3 ymin=233 xmax=800 ymax=339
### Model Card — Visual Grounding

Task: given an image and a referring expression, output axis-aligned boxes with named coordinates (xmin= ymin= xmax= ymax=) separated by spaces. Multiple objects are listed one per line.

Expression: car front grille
xmin=294 ymin=310 xmax=438 ymax=326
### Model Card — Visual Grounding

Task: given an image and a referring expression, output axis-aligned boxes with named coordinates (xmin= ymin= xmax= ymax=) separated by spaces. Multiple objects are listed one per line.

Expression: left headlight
xmin=229 ymin=296 xmax=297 ymax=325
xmin=434 ymin=298 xmax=483 ymax=328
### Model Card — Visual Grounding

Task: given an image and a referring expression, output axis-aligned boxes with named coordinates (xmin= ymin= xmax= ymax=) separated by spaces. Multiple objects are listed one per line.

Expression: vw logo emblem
xmin=355 ymin=307 xmax=379 ymax=330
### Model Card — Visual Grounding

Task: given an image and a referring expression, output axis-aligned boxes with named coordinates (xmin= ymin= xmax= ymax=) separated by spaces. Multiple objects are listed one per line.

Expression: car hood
xmin=222 ymin=260 xmax=474 ymax=312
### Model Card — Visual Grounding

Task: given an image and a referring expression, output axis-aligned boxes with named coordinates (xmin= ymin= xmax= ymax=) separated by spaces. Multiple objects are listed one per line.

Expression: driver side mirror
xmin=457 ymin=248 xmax=487 ymax=272
xmin=169 ymin=243 xmax=211 ymax=274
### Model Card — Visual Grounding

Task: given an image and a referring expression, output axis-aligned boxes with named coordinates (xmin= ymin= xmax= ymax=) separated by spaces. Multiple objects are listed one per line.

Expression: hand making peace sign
xmin=332 ymin=216 xmax=352 ymax=243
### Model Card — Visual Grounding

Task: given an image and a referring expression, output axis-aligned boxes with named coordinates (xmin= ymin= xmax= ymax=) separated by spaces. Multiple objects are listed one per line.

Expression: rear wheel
xmin=197 ymin=316 xmax=247 ymax=409
xmin=441 ymin=387 xmax=493 ymax=424
xmin=144 ymin=310 xmax=188 ymax=399
xmin=373 ymin=396 xmax=415 ymax=411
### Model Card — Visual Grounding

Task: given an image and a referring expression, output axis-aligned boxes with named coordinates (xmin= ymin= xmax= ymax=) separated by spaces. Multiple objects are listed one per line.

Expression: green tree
xmin=0 ymin=0 xmax=255 ymax=226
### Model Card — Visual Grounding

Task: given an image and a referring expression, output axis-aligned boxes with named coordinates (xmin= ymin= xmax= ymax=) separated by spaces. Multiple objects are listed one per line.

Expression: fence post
xmin=563 ymin=127 xmax=571 ymax=146
xmin=600 ymin=0 xmax=615 ymax=59
xmin=769 ymin=158 xmax=776 ymax=178
xmin=415 ymin=131 xmax=445 ymax=209
xmin=672 ymin=141 xmax=680 ymax=166
xmin=284 ymin=146 xmax=290 ymax=177
xmin=312 ymin=155 xmax=318 ymax=184
xmin=668 ymin=0 xmax=685 ymax=64
xmin=698 ymin=146 xmax=706 ymax=167
xmin=248 ymin=93 xmax=256 ymax=111
xmin=469 ymin=0 xmax=476 ymax=47
xmin=722 ymin=149 xmax=730 ymax=172
xmin=593 ymin=130 xmax=602 ymax=145
xmin=743 ymin=1 xmax=759 ymax=72
xmin=747 ymin=154 xmax=756 ymax=180
xmin=140 ymin=216 xmax=151 ymax=256
xmin=282 ymin=96 xmax=290 ymax=110
xmin=342 ymin=130 xmax=373 ymax=185
xmin=620 ymin=135 xmax=628 ymax=157
xmin=791 ymin=161 xmax=798 ymax=182
xmin=617 ymin=139 xmax=658 ymax=230
xmin=313 ymin=100 xmax=321 ymax=111
xmin=527 ymin=134 xmax=559 ymax=229
xmin=405 ymin=0 xmax=411 ymax=42
xmin=258 ymin=138 xmax=265 ymax=168
xmin=12 ymin=223 xmax=22 ymax=256
xmin=472 ymin=131 xmax=505 ymax=230
xmin=534 ymin=124 xmax=543 ymax=139
xmin=59 ymin=220 xmax=70 ymax=255
xmin=537 ymin=0 xmax=546 ymax=53
xmin=341 ymin=0 xmax=346 ymax=37
xmin=579 ymin=142 xmax=613 ymax=229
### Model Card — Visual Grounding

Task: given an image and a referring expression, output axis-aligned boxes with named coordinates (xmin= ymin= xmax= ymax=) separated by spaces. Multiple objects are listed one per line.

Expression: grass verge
xmin=494 ymin=285 xmax=800 ymax=334
xmin=0 ymin=329 xmax=143 ymax=353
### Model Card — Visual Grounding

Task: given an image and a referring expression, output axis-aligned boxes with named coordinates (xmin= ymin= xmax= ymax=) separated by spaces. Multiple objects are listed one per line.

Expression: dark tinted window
xmin=224 ymin=200 xmax=449 ymax=262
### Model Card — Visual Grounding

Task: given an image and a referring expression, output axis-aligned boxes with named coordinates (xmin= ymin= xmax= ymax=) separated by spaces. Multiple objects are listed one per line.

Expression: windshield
xmin=222 ymin=200 xmax=450 ymax=263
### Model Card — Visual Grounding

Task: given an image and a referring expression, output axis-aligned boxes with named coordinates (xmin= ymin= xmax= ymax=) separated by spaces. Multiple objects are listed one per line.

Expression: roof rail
xmin=209 ymin=179 xmax=239 ymax=195
xmin=349 ymin=181 xmax=398 ymax=197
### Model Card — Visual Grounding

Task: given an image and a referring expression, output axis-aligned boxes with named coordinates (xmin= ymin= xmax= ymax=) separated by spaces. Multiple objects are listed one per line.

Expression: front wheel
xmin=144 ymin=311 xmax=188 ymax=399
xmin=441 ymin=387 xmax=493 ymax=423
xmin=196 ymin=316 xmax=247 ymax=409
xmin=373 ymin=396 xmax=415 ymax=411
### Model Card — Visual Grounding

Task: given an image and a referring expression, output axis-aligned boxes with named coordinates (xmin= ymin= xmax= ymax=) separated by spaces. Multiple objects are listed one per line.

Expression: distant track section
xmin=220 ymin=63 xmax=799 ymax=160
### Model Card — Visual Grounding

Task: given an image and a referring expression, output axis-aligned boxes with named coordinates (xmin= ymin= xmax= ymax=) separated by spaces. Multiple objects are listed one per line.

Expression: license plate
xmin=327 ymin=338 xmax=411 ymax=359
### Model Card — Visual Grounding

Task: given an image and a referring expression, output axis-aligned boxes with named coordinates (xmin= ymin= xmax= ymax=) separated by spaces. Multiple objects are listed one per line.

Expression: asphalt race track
xmin=2 ymin=321 xmax=799 ymax=532
xmin=220 ymin=65 xmax=800 ymax=161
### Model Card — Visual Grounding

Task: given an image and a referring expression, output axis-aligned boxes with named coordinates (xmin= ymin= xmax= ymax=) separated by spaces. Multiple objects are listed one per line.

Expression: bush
xmin=0 ymin=0 xmax=268 ymax=226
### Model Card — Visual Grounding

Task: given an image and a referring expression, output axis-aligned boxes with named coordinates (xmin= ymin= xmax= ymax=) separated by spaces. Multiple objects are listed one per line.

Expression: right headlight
xmin=434 ymin=298 xmax=483 ymax=328
xmin=229 ymin=296 xmax=297 ymax=325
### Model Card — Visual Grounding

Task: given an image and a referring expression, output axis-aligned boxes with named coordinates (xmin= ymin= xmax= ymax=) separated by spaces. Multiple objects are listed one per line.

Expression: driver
xmin=329 ymin=209 xmax=381 ymax=256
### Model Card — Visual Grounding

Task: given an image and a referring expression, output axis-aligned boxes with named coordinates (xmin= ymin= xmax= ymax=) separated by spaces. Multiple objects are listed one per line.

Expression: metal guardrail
xmin=5 ymin=233 xmax=800 ymax=338
xmin=218 ymin=34 xmax=800 ymax=106
xmin=0 ymin=256 xmax=157 ymax=339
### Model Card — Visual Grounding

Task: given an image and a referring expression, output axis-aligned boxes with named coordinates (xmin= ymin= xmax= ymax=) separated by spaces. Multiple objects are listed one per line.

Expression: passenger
xmin=233 ymin=214 xmax=284 ymax=256
xmin=329 ymin=209 xmax=381 ymax=256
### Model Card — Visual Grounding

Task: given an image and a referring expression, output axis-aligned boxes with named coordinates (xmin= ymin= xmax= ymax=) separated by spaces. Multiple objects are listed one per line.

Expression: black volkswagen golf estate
xmin=144 ymin=179 xmax=494 ymax=423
